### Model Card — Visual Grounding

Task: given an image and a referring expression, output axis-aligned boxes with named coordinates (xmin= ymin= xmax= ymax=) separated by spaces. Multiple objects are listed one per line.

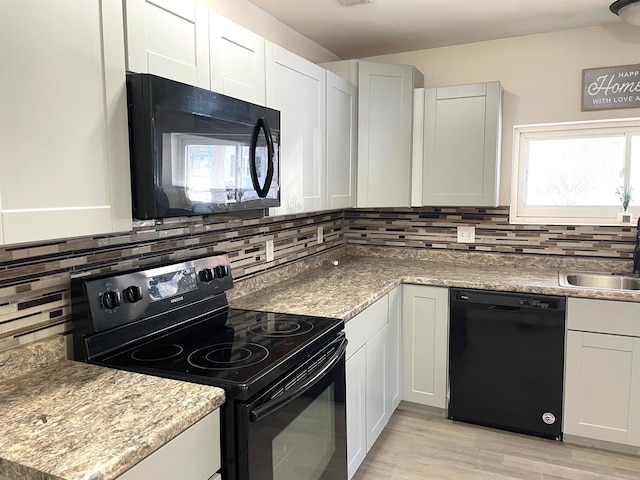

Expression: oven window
xmin=272 ymin=385 xmax=335 ymax=480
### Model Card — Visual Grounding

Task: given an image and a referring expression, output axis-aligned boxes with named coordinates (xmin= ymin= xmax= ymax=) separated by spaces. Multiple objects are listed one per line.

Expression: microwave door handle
xmin=264 ymin=118 xmax=275 ymax=193
xmin=249 ymin=336 xmax=348 ymax=423
xmin=249 ymin=117 xmax=275 ymax=198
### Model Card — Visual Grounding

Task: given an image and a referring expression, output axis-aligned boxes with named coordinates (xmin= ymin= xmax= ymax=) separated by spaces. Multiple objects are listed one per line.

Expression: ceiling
xmin=248 ymin=0 xmax=623 ymax=59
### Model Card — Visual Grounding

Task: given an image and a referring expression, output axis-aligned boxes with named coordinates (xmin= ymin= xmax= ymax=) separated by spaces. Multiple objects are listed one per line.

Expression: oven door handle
xmin=249 ymin=335 xmax=348 ymax=423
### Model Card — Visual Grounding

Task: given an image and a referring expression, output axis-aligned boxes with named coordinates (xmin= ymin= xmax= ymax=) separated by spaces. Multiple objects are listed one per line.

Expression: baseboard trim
xmin=398 ymin=400 xmax=447 ymax=417
xmin=563 ymin=434 xmax=640 ymax=456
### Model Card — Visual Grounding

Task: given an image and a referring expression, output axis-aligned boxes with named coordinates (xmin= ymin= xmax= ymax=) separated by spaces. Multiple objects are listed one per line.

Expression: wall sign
xmin=582 ymin=64 xmax=640 ymax=111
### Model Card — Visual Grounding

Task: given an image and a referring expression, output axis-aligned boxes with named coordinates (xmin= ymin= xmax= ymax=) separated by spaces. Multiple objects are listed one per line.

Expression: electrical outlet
xmin=457 ymin=226 xmax=475 ymax=243
xmin=317 ymin=226 xmax=323 ymax=244
xmin=266 ymin=239 xmax=274 ymax=262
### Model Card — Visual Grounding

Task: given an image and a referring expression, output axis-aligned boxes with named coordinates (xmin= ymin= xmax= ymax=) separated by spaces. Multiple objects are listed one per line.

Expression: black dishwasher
xmin=448 ymin=289 xmax=566 ymax=440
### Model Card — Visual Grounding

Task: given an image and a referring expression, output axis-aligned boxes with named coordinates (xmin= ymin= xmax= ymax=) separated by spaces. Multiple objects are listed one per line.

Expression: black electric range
xmin=71 ymin=253 xmax=348 ymax=480
xmin=95 ymin=307 xmax=343 ymax=400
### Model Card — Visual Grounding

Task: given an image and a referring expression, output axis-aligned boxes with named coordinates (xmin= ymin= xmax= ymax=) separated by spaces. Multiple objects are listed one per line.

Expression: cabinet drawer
xmin=345 ymin=295 xmax=389 ymax=359
xmin=567 ymin=298 xmax=640 ymax=336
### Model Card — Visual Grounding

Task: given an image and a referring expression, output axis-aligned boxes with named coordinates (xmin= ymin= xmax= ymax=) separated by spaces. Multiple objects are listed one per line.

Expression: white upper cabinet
xmin=266 ymin=42 xmax=326 ymax=215
xmin=416 ymin=81 xmax=502 ymax=207
xmin=209 ymin=11 xmax=266 ymax=105
xmin=0 ymin=0 xmax=132 ymax=245
xmin=323 ymin=59 xmax=422 ymax=208
xmin=326 ymin=72 xmax=357 ymax=210
xmin=123 ymin=0 xmax=210 ymax=88
xmin=357 ymin=61 xmax=422 ymax=208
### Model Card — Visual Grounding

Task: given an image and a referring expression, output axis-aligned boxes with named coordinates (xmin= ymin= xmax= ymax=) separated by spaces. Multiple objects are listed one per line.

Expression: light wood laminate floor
xmin=353 ymin=410 xmax=640 ymax=480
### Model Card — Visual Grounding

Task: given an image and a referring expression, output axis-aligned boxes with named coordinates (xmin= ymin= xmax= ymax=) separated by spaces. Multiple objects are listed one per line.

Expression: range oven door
xmin=236 ymin=334 xmax=348 ymax=480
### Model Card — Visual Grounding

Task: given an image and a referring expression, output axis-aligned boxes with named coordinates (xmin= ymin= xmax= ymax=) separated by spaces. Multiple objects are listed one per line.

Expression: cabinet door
xmin=365 ymin=324 xmax=388 ymax=452
xmin=422 ymin=82 xmax=502 ymax=207
xmin=209 ymin=12 xmax=265 ymax=105
xmin=0 ymin=0 xmax=131 ymax=245
xmin=402 ymin=285 xmax=449 ymax=408
xmin=357 ymin=61 xmax=415 ymax=208
xmin=326 ymin=72 xmax=356 ymax=209
xmin=118 ymin=410 xmax=220 ymax=479
xmin=386 ymin=286 xmax=402 ymax=413
xmin=564 ymin=331 xmax=640 ymax=446
xmin=124 ymin=0 xmax=209 ymax=88
xmin=266 ymin=43 xmax=326 ymax=215
xmin=346 ymin=345 xmax=367 ymax=480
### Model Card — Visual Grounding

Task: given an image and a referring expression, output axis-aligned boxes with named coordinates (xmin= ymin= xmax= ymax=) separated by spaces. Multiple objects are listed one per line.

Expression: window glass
xmin=525 ymin=136 xmax=625 ymax=206
xmin=511 ymin=119 xmax=640 ymax=225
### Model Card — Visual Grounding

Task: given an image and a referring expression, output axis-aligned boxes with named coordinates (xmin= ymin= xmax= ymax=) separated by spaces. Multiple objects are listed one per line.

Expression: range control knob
xmin=123 ymin=286 xmax=143 ymax=303
xmin=199 ymin=268 xmax=214 ymax=283
xmin=214 ymin=265 xmax=229 ymax=278
xmin=100 ymin=291 xmax=121 ymax=310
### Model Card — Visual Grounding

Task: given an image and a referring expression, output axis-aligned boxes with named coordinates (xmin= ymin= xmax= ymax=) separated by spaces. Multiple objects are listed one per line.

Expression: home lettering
xmin=587 ymin=74 xmax=640 ymax=96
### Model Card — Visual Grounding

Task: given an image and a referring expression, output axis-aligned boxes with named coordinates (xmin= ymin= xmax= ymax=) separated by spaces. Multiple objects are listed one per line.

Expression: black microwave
xmin=126 ymin=73 xmax=280 ymax=219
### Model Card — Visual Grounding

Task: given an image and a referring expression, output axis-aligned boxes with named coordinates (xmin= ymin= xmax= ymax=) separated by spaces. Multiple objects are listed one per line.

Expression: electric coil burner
xmin=71 ymin=253 xmax=347 ymax=480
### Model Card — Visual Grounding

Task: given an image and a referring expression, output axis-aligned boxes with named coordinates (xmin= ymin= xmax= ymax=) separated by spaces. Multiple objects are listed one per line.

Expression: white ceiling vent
xmin=337 ymin=0 xmax=372 ymax=6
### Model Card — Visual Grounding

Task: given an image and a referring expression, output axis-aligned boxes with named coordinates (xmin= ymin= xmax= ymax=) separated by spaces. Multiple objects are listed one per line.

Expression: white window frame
xmin=511 ymin=117 xmax=640 ymax=225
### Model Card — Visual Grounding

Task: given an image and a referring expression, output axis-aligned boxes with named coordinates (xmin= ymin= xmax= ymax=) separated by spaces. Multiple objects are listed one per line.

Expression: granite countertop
xmin=3 ymin=250 xmax=636 ymax=480
xmin=229 ymin=253 xmax=640 ymax=321
xmin=0 ymin=355 xmax=225 ymax=480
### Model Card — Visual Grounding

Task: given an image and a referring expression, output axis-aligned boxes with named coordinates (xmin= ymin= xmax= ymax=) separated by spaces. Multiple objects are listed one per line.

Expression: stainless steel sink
xmin=558 ymin=271 xmax=640 ymax=291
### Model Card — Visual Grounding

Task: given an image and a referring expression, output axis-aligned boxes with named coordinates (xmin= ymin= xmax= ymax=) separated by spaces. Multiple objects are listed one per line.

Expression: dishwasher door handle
xmin=488 ymin=305 xmax=521 ymax=311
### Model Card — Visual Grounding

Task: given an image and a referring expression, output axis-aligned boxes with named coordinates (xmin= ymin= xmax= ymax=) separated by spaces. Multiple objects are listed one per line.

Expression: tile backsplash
xmin=0 ymin=211 xmax=344 ymax=352
xmin=1 ymin=205 xmax=637 ymax=353
xmin=345 ymin=206 xmax=637 ymax=259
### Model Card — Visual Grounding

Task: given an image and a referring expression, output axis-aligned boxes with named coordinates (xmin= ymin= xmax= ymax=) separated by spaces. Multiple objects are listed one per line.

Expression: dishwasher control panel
xmin=453 ymin=289 xmax=565 ymax=311
xmin=518 ymin=298 xmax=561 ymax=309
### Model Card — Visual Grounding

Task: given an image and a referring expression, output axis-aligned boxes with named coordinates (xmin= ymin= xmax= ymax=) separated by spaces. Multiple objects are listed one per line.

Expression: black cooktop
xmin=95 ymin=308 xmax=343 ymax=400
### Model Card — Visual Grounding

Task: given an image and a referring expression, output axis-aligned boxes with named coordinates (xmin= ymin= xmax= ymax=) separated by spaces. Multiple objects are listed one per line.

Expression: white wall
xmin=365 ymin=25 xmax=640 ymax=205
xmin=203 ymin=0 xmax=339 ymax=63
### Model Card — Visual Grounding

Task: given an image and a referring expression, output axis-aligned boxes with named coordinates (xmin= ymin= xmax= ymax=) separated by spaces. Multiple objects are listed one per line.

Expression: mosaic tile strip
xmin=2 ymin=204 xmax=638 ymax=353
xmin=344 ymin=207 xmax=638 ymax=259
xmin=0 ymin=211 xmax=344 ymax=352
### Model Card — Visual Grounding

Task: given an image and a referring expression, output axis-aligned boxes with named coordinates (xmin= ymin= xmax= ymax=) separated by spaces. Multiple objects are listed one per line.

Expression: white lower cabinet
xmin=365 ymin=324 xmax=389 ymax=449
xmin=345 ymin=344 xmax=367 ymax=479
xmin=387 ymin=286 xmax=403 ymax=413
xmin=564 ymin=298 xmax=640 ymax=447
xmin=401 ymin=285 xmax=449 ymax=408
xmin=345 ymin=287 xmax=402 ymax=479
xmin=118 ymin=410 xmax=221 ymax=479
